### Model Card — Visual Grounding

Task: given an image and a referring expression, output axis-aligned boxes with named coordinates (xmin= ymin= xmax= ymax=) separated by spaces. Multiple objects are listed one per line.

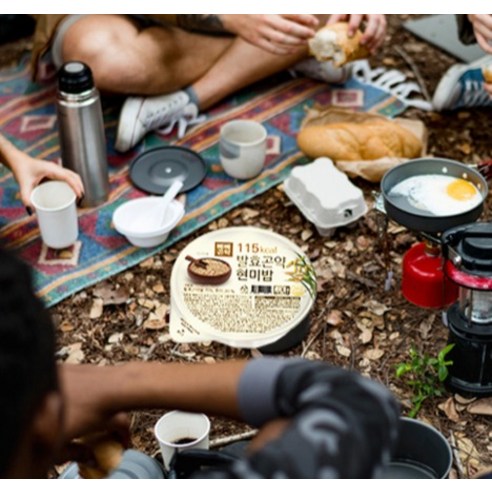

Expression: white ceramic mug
xmin=220 ymin=120 xmax=267 ymax=180
xmin=30 ymin=181 xmax=79 ymax=249
xmin=154 ymin=411 xmax=210 ymax=471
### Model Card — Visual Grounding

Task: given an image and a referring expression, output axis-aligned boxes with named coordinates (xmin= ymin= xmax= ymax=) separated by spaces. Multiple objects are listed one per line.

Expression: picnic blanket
xmin=0 ymin=57 xmax=408 ymax=307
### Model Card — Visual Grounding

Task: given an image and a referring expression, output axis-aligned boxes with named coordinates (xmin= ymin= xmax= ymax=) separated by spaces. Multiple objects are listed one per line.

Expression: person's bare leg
xmin=61 ymin=14 xmax=234 ymax=95
xmin=193 ymin=38 xmax=307 ymax=109
xmin=64 ymin=15 xmax=331 ymax=150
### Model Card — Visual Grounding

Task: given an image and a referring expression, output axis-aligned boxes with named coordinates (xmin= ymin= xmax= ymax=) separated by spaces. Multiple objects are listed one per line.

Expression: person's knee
xmin=61 ymin=16 xmax=137 ymax=89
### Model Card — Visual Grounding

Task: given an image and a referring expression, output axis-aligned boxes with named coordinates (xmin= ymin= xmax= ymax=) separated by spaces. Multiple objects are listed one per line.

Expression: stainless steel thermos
xmin=56 ymin=61 xmax=109 ymax=207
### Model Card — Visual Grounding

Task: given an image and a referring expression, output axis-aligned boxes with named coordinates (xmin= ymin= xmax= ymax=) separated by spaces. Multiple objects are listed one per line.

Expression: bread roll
xmin=309 ymin=22 xmax=370 ymax=67
xmin=483 ymin=65 xmax=492 ymax=84
xmin=77 ymin=434 xmax=124 ymax=479
xmin=297 ymin=108 xmax=423 ymax=161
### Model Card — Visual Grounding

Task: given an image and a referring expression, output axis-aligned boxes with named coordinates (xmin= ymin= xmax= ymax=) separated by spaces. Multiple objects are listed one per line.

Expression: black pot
xmin=378 ymin=417 xmax=452 ymax=479
xmin=381 ymin=158 xmax=488 ymax=234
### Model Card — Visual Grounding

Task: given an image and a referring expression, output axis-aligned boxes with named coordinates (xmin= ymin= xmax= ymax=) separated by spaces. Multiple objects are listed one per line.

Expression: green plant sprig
xmin=396 ymin=344 xmax=455 ymax=418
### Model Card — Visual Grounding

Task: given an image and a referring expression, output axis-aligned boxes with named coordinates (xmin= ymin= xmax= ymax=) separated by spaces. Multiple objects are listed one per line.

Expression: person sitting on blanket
xmin=0 ymin=245 xmax=400 ymax=479
xmin=0 ymin=133 xmax=84 ymax=214
xmin=31 ymin=14 xmax=387 ymax=153
xmin=433 ymin=14 xmax=492 ymax=110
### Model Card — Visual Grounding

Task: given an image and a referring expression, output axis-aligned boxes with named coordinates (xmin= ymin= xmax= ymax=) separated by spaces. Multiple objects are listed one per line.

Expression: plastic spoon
xmin=158 ymin=180 xmax=184 ymax=226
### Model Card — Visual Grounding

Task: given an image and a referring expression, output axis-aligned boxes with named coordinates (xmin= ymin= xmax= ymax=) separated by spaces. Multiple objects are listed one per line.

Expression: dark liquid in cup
xmin=173 ymin=437 xmax=196 ymax=445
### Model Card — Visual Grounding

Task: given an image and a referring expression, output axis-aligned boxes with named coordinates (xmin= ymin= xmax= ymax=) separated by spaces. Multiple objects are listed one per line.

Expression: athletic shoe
xmin=290 ymin=57 xmax=350 ymax=84
xmin=432 ymin=55 xmax=492 ymax=111
xmin=115 ymin=91 xmax=200 ymax=152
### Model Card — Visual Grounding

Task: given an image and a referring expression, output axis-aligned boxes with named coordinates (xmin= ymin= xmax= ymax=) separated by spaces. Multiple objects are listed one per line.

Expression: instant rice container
xmin=284 ymin=157 xmax=367 ymax=236
xmin=169 ymin=227 xmax=316 ymax=352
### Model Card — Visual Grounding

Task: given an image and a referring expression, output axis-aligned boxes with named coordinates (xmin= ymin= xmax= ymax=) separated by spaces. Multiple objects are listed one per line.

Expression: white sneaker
xmin=290 ymin=57 xmax=350 ymax=84
xmin=432 ymin=55 xmax=492 ymax=111
xmin=115 ymin=91 xmax=201 ymax=152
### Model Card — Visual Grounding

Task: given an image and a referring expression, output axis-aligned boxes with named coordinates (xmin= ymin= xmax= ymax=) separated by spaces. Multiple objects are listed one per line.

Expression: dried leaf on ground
xmin=65 ymin=343 xmax=85 ymax=364
xmin=60 ymin=321 xmax=75 ymax=333
xmin=335 ymin=345 xmax=351 ymax=358
xmin=419 ymin=314 xmax=436 ymax=339
xmin=93 ymin=282 xmax=129 ymax=305
xmin=438 ymin=397 xmax=460 ymax=423
xmin=364 ymin=348 xmax=384 ymax=361
xmin=89 ymin=298 xmax=104 ymax=319
xmin=364 ymin=300 xmax=390 ymax=316
xmin=241 ymin=208 xmax=260 ymax=221
xmin=455 ymin=434 xmax=481 ymax=471
xmin=143 ymin=319 xmax=167 ymax=331
xmin=359 ymin=328 xmax=373 ymax=345
xmin=326 ymin=310 xmax=343 ymax=326
xmin=467 ymin=398 xmax=492 ymax=417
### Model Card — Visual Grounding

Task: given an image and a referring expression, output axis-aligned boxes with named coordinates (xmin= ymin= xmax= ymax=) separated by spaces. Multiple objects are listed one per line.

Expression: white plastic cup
xmin=220 ymin=120 xmax=267 ymax=180
xmin=154 ymin=411 xmax=210 ymax=471
xmin=30 ymin=180 xmax=78 ymax=249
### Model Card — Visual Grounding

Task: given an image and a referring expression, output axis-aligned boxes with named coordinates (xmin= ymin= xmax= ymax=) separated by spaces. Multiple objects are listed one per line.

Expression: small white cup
xmin=220 ymin=120 xmax=267 ymax=180
xmin=154 ymin=411 xmax=210 ymax=471
xmin=30 ymin=181 xmax=78 ymax=249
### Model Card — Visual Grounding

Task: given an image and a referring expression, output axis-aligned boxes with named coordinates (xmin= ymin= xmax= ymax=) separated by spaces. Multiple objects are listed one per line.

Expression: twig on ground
xmin=169 ymin=349 xmax=196 ymax=361
xmin=301 ymin=295 xmax=334 ymax=358
xmin=210 ymin=430 xmax=257 ymax=448
xmin=393 ymin=45 xmax=431 ymax=102
xmin=449 ymin=430 xmax=465 ymax=479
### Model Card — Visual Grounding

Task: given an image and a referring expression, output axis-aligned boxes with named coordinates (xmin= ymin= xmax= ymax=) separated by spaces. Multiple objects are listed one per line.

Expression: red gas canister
xmin=402 ymin=242 xmax=458 ymax=308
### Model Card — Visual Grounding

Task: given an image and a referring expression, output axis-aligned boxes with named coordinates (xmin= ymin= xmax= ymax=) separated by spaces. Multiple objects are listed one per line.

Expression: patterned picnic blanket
xmin=0 ymin=57 xmax=407 ymax=307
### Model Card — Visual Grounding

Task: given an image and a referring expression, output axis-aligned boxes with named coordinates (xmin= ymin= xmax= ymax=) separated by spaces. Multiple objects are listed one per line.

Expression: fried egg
xmin=389 ymin=174 xmax=482 ymax=216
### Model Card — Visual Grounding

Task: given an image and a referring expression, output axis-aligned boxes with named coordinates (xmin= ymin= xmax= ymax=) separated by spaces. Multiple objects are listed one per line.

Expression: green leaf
xmin=438 ymin=365 xmax=449 ymax=382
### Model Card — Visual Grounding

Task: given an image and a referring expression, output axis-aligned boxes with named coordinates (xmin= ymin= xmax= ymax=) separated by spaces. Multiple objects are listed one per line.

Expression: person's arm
xmin=61 ymin=358 xmax=400 ymax=478
xmin=327 ymin=14 xmax=387 ymax=53
xmin=0 ymin=133 xmax=84 ymax=209
xmin=60 ymin=359 xmax=248 ymax=440
xmin=176 ymin=15 xmax=319 ymax=55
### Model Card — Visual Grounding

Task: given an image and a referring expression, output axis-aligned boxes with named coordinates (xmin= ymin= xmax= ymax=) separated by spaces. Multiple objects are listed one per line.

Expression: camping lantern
xmin=442 ymin=223 xmax=492 ymax=396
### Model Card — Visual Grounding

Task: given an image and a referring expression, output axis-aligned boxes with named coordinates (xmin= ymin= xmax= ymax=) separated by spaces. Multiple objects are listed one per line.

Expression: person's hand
xmin=11 ymin=155 xmax=84 ymax=210
xmin=327 ymin=14 xmax=387 ymax=53
xmin=57 ymin=364 xmax=130 ymax=467
xmin=221 ymin=14 xmax=319 ymax=55
xmin=484 ymin=82 xmax=492 ymax=98
xmin=468 ymin=14 xmax=492 ymax=54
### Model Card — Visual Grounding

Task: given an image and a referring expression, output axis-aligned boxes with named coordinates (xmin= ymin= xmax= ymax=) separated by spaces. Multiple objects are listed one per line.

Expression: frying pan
xmin=381 ymin=158 xmax=489 ymax=234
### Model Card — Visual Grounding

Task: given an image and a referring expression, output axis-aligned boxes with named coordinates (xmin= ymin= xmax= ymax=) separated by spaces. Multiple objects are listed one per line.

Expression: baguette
xmin=309 ymin=22 xmax=370 ymax=67
xmin=297 ymin=108 xmax=423 ymax=162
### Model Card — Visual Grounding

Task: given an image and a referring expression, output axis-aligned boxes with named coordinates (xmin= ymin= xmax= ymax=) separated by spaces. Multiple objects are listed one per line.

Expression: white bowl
xmin=113 ymin=197 xmax=185 ymax=248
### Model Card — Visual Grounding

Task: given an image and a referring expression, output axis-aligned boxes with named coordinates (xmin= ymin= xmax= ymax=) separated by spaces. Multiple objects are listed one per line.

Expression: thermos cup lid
xmin=58 ymin=61 xmax=94 ymax=94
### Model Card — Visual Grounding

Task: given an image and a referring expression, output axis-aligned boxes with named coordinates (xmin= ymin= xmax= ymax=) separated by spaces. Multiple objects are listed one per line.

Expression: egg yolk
xmin=446 ymin=179 xmax=478 ymax=201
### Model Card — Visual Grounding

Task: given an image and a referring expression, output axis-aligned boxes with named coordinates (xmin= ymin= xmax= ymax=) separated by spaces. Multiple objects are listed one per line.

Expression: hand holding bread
xmin=482 ymin=65 xmax=492 ymax=98
xmin=309 ymin=22 xmax=370 ymax=67
xmin=75 ymin=432 xmax=124 ymax=479
xmin=327 ymin=15 xmax=386 ymax=53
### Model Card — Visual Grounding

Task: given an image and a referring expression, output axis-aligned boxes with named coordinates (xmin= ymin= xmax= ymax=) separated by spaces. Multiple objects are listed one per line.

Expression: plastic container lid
xmin=169 ymin=227 xmax=316 ymax=349
xmin=284 ymin=157 xmax=367 ymax=230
